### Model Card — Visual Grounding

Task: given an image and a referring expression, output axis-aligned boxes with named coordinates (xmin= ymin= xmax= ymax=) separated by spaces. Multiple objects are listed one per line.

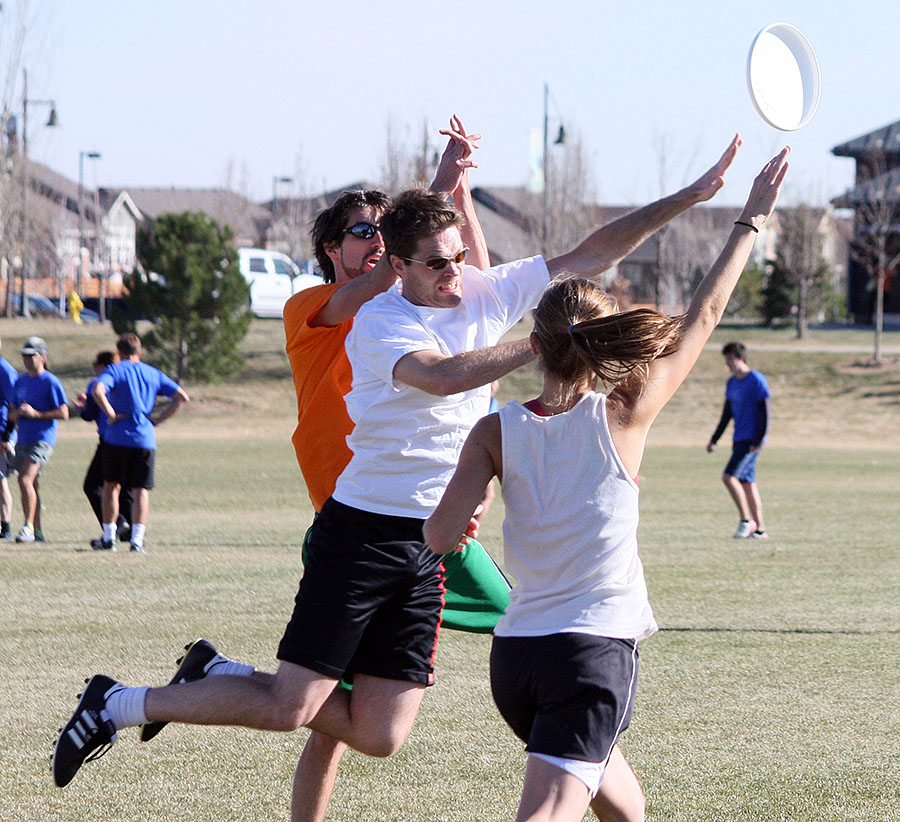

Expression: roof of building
xmin=98 ymin=187 xmax=270 ymax=244
xmin=832 ymin=167 xmax=900 ymax=208
xmin=832 ymin=118 xmax=900 ymax=158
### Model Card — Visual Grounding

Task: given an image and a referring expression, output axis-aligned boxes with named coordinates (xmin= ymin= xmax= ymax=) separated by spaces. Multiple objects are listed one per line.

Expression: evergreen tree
xmin=112 ymin=211 xmax=251 ymax=382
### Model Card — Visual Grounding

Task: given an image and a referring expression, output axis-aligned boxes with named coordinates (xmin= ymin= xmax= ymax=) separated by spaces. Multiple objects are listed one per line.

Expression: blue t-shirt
xmin=14 ymin=370 xmax=68 ymax=446
xmin=726 ymin=369 xmax=770 ymax=442
xmin=0 ymin=356 xmax=19 ymax=433
xmin=99 ymin=360 xmax=180 ymax=450
xmin=80 ymin=377 xmax=109 ymax=440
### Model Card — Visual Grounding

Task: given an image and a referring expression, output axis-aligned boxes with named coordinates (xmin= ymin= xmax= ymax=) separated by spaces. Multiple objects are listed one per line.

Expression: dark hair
xmin=721 ymin=341 xmax=747 ymax=360
xmin=533 ymin=278 xmax=683 ymax=394
xmin=93 ymin=350 xmax=118 ymax=368
xmin=379 ymin=188 xmax=464 ymax=264
xmin=312 ymin=190 xmax=390 ymax=283
xmin=116 ymin=333 xmax=141 ymax=358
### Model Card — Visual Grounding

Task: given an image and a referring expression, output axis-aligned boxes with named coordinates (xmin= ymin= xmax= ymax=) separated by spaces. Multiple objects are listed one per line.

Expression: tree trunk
xmin=796 ymin=278 xmax=808 ymax=339
xmin=874 ymin=266 xmax=884 ymax=364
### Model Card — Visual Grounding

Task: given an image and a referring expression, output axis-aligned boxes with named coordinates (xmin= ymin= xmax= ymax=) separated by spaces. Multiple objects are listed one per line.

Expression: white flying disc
xmin=747 ymin=23 xmax=821 ymax=131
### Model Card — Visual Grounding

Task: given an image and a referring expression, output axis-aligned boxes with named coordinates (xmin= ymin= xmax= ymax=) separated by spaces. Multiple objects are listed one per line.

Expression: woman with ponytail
xmin=425 ymin=147 xmax=790 ymax=822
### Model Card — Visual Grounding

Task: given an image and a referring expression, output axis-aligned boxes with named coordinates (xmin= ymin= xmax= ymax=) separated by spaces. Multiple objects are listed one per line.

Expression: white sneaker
xmin=733 ymin=520 xmax=756 ymax=539
xmin=15 ymin=524 xmax=35 ymax=543
xmin=751 ymin=530 xmax=769 ymax=540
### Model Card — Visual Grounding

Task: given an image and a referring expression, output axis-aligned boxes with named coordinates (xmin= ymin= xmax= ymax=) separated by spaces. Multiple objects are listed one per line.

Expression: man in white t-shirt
xmin=53 ymin=136 xmax=741 ymax=798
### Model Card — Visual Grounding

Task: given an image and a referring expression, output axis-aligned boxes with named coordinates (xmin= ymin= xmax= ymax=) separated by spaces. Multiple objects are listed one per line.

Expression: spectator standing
xmin=706 ymin=341 xmax=771 ymax=539
xmin=0 ymin=338 xmax=19 ymax=539
xmin=71 ymin=351 xmax=133 ymax=549
xmin=11 ymin=336 xmax=69 ymax=543
xmin=91 ymin=333 xmax=189 ymax=553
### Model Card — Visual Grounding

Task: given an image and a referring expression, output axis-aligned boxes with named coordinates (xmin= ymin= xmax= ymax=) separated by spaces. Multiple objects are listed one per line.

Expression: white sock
xmin=105 ymin=685 xmax=149 ymax=730
xmin=207 ymin=658 xmax=256 ymax=678
xmin=102 ymin=522 xmax=116 ymax=541
xmin=131 ymin=523 xmax=146 ymax=546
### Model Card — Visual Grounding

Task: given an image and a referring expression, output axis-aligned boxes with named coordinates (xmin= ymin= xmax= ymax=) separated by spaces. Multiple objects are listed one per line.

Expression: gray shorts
xmin=13 ymin=440 xmax=54 ymax=474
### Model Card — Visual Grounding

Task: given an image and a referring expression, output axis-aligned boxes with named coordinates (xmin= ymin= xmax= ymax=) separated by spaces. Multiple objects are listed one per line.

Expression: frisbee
xmin=747 ymin=23 xmax=821 ymax=131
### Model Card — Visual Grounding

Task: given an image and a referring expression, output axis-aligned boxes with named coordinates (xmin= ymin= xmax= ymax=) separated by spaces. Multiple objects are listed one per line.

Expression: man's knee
xmin=354 ymin=726 xmax=409 ymax=758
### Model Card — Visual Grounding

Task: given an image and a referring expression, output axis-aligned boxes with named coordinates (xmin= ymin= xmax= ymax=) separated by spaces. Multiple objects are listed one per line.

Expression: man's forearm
xmin=454 ymin=177 xmax=490 ymax=270
xmin=397 ymin=339 xmax=535 ymax=396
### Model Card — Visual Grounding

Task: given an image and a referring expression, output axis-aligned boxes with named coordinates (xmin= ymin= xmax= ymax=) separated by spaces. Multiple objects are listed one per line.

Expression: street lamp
xmin=77 ymin=150 xmax=101 ymax=298
xmin=271 ymin=175 xmax=293 ymax=246
xmin=541 ymin=82 xmax=566 ymax=254
xmin=19 ymin=67 xmax=58 ymax=317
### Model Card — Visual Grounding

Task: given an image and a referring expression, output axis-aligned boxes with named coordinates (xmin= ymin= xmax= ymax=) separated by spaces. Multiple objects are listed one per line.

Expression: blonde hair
xmin=533 ymin=278 xmax=683 ymax=391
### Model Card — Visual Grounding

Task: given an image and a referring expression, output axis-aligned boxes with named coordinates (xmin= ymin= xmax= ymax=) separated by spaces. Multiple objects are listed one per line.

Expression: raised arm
xmin=431 ymin=115 xmax=490 ymax=270
xmin=547 ymin=134 xmax=742 ymax=279
xmin=619 ymin=147 xmax=789 ymax=446
xmin=309 ymin=257 xmax=398 ymax=328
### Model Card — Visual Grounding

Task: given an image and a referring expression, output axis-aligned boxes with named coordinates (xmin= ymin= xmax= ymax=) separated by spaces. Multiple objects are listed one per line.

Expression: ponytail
xmin=569 ymin=309 xmax=683 ymax=387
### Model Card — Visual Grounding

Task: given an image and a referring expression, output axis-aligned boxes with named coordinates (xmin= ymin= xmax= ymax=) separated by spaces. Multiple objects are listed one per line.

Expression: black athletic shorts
xmin=102 ymin=444 xmax=155 ymax=490
xmin=490 ymin=633 xmax=638 ymax=763
xmin=277 ymin=497 xmax=444 ymax=685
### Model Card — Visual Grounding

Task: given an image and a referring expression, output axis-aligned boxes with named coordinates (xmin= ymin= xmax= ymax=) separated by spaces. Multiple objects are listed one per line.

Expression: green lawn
xmin=1 ymin=318 xmax=898 ymax=820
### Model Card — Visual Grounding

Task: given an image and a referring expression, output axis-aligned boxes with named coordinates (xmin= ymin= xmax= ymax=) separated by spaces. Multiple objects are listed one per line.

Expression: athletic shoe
xmin=15 ymin=524 xmax=35 ymax=543
xmin=140 ymin=639 xmax=220 ymax=742
xmin=732 ymin=520 xmax=756 ymax=539
xmin=117 ymin=522 xmax=132 ymax=543
xmin=91 ymin=538 xmax=116 ymax=552
xmin=751 ymin=530 xmax=769 ymax=540
xmin=0 ymin=524 xmax=11 ymax=540
xmin=52 ymin=674 xmax=123 ymax=788
xmin=35 ymin=529 xmax=46 ymax=543
xmin=129 ymin=543 xmax=146 ymax=554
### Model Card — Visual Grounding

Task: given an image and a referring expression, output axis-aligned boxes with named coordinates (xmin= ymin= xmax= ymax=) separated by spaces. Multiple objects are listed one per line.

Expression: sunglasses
xmin=403 ymin=247 xmax=469 ymax=271
xmin=343 ymin=222 xmax=380 ymax=240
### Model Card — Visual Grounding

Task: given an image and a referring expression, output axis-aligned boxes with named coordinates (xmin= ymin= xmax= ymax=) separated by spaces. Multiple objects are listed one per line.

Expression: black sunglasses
xmin=343 ymin=222 xmax=380 ymax=240
xmin=403 ymin=247 xmax=469 ymax=271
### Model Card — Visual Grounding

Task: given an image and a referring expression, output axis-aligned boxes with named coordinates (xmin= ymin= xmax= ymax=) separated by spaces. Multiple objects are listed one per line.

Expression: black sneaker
xmin=91 ymin=538 xmax=116 ymax=552
xmin=0 ymin=524 xmax=11 ymax=540
xmin=140 ymin=639 xmax=220 ymax=742
xmin=129 ymin=542 xmax=146 ymax=554
xmin=117 ymin=522 xmax=132 ymax=543
xmin=53 ymin=675 xmax=123 ymax=788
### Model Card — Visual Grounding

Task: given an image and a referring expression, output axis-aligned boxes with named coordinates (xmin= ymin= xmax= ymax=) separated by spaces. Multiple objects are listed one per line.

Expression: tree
xmin=765 ymin=205 xmax=831 ymax=338
xmin=840 ymin=155 xmax=900 ymax=363
xmin=112 ymin=212 xmax=251 ymax=382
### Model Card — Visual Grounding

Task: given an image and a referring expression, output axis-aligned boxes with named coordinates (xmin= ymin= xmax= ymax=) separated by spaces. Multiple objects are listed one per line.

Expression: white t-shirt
xmin=494 ymin=392 xmax=658 ymax=641
xmin=333 ymin=256 xmax=550 ymax=518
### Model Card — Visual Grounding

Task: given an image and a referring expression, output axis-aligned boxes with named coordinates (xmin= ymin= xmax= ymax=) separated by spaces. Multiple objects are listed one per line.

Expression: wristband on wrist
xmin=734 ymin=220 xmax=759 ymax=233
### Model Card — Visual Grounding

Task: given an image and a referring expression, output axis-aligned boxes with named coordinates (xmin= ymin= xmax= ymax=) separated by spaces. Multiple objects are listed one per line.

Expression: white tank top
xmin=494 ymin=392 xmax=657 ymax=641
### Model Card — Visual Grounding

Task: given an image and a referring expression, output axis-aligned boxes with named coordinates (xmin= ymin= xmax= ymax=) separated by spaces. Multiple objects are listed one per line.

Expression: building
xmin=832 ymin=118 xmax=900 ymax=325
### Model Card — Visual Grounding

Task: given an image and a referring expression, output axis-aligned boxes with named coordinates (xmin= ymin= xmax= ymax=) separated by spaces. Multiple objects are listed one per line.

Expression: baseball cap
xmin=21 ymin=336 xmax=48 ymax=356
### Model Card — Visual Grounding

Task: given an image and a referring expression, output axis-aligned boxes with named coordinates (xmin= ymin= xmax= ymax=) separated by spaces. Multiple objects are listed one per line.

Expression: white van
xmin=238 ymin=248 xmax=323 ymax=318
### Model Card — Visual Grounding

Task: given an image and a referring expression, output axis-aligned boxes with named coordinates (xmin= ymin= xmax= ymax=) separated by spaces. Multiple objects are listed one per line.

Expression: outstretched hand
xmin=683 ymin=134 xmax=742 ymax=204
xmin=738 ymin=146 xmax=791 ymax=228
xmin=431 ymin=114 xmax=482 ymax=195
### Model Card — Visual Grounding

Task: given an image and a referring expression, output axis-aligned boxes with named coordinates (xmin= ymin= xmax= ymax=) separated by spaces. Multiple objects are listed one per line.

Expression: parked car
xmin=238 ymin=248 xmax=323 ymax=318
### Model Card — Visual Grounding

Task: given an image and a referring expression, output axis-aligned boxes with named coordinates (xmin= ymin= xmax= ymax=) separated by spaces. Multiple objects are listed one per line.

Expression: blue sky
xmin=13 ymin=0 xmax=899 ymax=207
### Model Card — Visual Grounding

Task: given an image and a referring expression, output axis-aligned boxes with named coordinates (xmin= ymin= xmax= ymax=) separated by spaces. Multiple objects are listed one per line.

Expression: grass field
xmin=1 ymin=317 xmax=899 ymax=821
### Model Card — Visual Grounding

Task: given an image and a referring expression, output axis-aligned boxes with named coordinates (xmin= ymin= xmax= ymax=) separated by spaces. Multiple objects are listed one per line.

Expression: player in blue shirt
xmin=0 ymin=340 xmax=19 ymax=539
xmin=706 ymin=341 xmax=770 ymax=539
xmin=91 ymin=333 xmax=189 ymax=553
xmin=11 ymin=336 xmax=69 ymax=543
xmin=73 ymin=351 xmax=134 ymax=549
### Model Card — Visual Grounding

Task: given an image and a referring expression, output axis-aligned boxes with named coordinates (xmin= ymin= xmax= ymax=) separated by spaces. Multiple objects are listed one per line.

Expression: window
xmin=249 ymin=257 xmax=267 ymax=273
xmin=272 ymin=258 xmax=292 ymax=276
